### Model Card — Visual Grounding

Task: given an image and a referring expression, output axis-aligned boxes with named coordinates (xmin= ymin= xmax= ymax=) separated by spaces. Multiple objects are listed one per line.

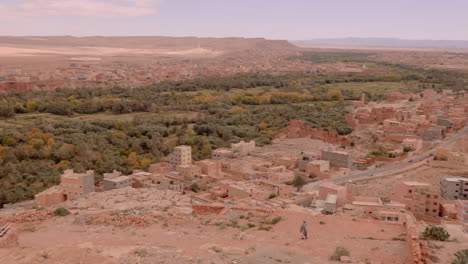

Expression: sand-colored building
xmin=195 ymin=159 xmax=222 ymax=177
xmin=103 ymin=174 xmax=132 ymax=191
xmin=321 ymin=149 xmax=352 ymax=168
xmin=392 ymin=181 xmax=440 ymax=218
xmin=35 ymin=169 xmax=95 ymax=207
xmin=176 ymin=164 xmax=202 ymax=180
xmin=167 ymin=145 xmax=192 ymax=166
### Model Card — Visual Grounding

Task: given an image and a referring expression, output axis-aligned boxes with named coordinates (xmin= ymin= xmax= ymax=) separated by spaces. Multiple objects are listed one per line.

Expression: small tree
xmin=422 ymin=226 xmax=450 ymax=241
xmin=292 ymin=175 xmax=306 ymax=191
xmin=190 ymin=183 xmax=200 ymax=193
xmin=452 ymin=249 xmax=468 ymax=264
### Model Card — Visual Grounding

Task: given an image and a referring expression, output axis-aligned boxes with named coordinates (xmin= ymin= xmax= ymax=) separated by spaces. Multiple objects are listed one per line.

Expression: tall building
xmin=167 ymin=145 xmax=192 ymax=166
xmin=440 ymin=177 xmax=468 ymax=200
xmin=392 ymin=181 xmax=440 ymax=218
xmin=57 ymin=169 xmax=95 ymax=199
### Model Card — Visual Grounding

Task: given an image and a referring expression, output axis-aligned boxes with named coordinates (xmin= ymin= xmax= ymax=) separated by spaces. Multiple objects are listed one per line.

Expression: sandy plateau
xmin=0 ymin=45 xmax=222 ymax=57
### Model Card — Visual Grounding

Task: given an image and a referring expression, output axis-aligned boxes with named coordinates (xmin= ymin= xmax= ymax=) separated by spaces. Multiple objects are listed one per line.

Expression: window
xmin=434 ymin=203 xmax=437 ymax=205
xmin=433 ymin=210 xmax=436 ymax=213
xmin=425 ymin=209 xmax=429 ymax=212
xmin=409 ymin=190 xmax=412 ymax=193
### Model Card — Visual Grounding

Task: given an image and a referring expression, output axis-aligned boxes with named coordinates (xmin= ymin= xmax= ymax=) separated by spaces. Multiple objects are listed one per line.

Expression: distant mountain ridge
xmin=291 ymin=38 xmax=468 ymax=49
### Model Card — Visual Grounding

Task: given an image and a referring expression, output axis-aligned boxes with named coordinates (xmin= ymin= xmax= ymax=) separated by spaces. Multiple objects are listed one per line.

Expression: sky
xmin=1 ymin=0 xmax=467 ymax=40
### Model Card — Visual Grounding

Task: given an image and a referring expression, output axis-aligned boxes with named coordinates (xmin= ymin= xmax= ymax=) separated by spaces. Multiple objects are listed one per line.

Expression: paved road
xmin=303 ymin=126 xmax=468 ymax=191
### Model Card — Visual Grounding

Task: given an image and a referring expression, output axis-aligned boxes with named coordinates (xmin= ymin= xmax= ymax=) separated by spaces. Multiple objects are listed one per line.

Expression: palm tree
xmin=452 ymin=249 xmax=468 ymax=264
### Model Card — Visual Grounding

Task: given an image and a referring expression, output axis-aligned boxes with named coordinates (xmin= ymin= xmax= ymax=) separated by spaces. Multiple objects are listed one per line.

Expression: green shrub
xmin=190 ymin=183 xmax=200 ymax=193
xmin=270 ymin=216 xmax=282 ymax=225
xmin=258 ymin=225 xmax=272 ymax=231
xmin=268 ymin=193 xmax=278 ymax=199
xmin=246 ymin=223 xmax=256 ymax=228
xmin=319 ymin=221 xmax=326 ymax=225
xmin=54 ymin=207 xmax=70 ymax=217
xmin=330 ymin=247 xmax=350 ymax=261
xmin=421 ymin=226 xmax=450 ymax=241
xmin=403 ymin=146 xmax=414 ymax=153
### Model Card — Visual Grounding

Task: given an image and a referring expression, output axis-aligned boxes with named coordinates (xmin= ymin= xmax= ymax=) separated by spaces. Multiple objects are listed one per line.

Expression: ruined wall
xmin=191 ymin=204 xmax=273 ymax=216
xmin=192 ymin=204 xmax=226 ymax=215
xmin=279 ymin=120 xmax=351 ymax=146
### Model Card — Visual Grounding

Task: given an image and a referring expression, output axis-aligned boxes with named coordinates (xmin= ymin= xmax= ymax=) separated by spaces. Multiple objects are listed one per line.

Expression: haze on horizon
xmin=1 ymin=0 xmax=468 ymax=41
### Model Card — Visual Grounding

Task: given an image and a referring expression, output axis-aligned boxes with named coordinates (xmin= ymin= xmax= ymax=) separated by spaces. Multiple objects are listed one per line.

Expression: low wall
xmin=403 ymin=213 xmax=424 ymax=264
xmin=428 ymin=160 xmax=467 ymax=170
xmin=192 ymin=204 xmax=273 ymax=216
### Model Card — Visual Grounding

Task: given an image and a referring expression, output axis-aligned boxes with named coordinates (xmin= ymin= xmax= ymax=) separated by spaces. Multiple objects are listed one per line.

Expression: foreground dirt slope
xmin=0 ymin=188 xmax=410 ymax=264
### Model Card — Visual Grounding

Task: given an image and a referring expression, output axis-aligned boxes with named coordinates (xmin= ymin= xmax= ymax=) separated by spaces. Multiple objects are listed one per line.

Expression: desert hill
xmin=0 ymin=36 xmax=298 ymax=52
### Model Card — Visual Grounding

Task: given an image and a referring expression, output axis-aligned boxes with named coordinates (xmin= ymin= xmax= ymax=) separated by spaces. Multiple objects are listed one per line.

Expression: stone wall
xmin=403 ymin=213 xmax=424 ymax=264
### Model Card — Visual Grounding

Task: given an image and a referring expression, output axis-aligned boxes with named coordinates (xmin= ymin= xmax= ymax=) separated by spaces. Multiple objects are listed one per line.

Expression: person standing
xmin=300 ymin=220 xmax=308 ymax=240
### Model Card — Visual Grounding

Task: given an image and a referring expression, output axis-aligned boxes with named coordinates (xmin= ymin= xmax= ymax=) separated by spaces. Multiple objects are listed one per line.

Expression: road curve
xmin=303 ymin=125 xmax=467 ymax=191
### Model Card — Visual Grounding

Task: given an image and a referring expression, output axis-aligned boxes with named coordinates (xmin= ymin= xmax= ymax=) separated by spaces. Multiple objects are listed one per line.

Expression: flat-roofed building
xmin=35 ymin=169 xmax=95 ymax=207
xmin=321 ymin=149 xmax=352 ymax=168
xmin=441 ymin=177 xmax=468 ymax=200
xmin=103 ymin=176 xmax=132 ymax=191
xmin=195 ymin=159 xmax=222 ymax=177
xmin=176 ymin=164 xmax=202 ymax=180
xmin=392 ymin=181 xmax=440 ymax=218
xmin=57 ymin=169 xmax=95 ymax=200
xmin=167 ymin=145 xmax=192 ymax=166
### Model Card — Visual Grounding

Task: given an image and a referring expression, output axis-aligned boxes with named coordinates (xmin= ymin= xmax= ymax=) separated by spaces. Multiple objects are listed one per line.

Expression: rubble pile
xmin=68 ymin=188 xmax=192 ymax=213
xmin=87 ymin=213 xmax=157 ymax=228
xmin=7 ymin=210 xmax=52 ymax=223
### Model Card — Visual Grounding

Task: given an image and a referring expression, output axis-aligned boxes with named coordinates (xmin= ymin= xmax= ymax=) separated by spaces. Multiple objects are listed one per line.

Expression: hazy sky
xmin=1 ymin=0 xmax=467 ymax=40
